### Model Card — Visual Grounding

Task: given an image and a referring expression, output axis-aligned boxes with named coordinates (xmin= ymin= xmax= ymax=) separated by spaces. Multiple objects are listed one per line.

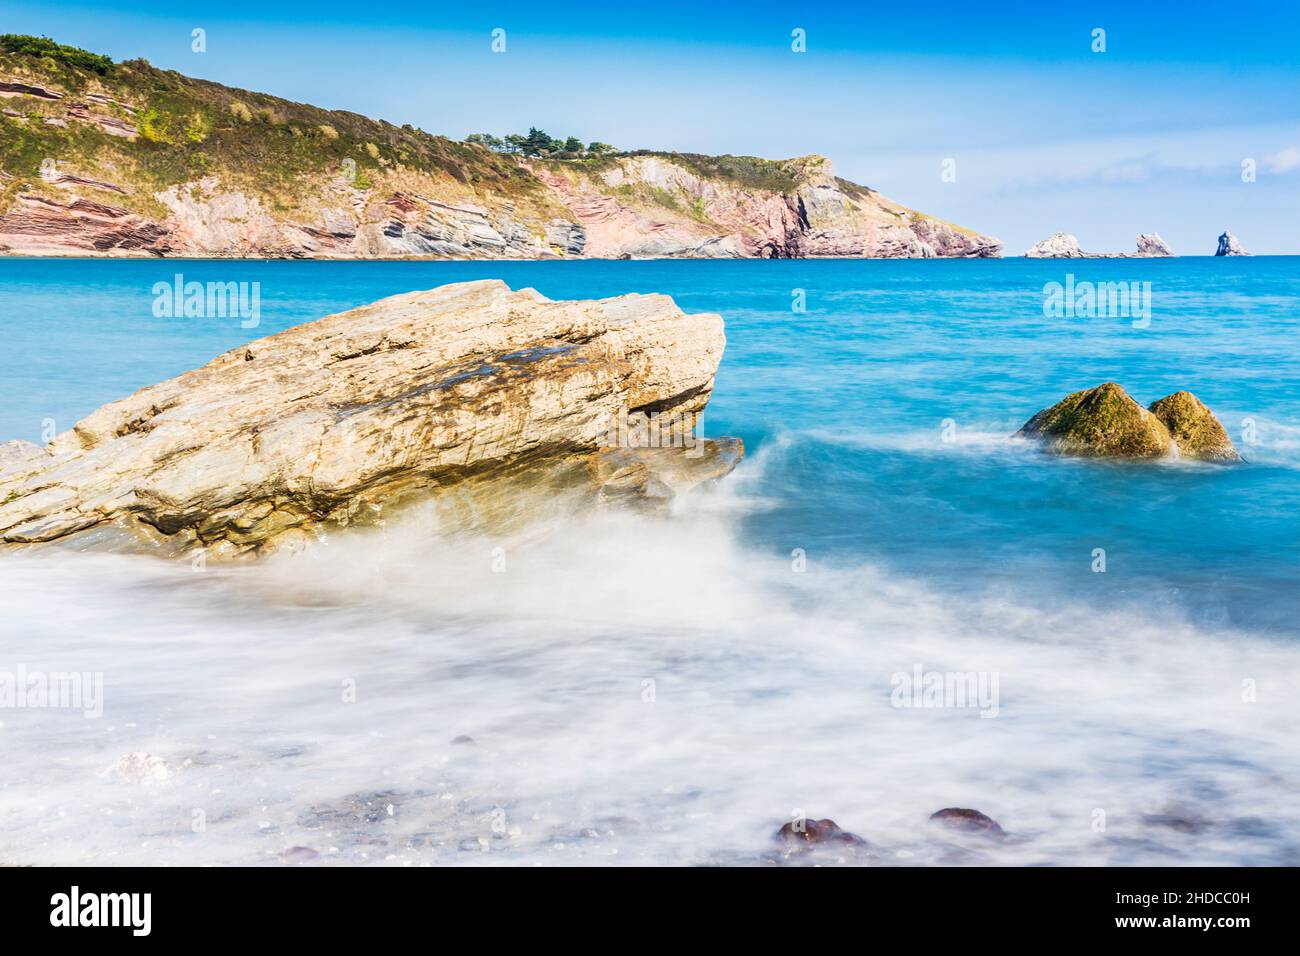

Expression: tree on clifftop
xmin=462 ymin=129 xmax=618 ymax=158
xmin=465 ymin=132 xmax=504 ymax=150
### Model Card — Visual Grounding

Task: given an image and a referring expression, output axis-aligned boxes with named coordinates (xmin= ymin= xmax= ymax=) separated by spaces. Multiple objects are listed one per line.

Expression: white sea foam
xmin=1 ymin=476 xmax=1297 ymax=867
xmin=801 ymin=426 xmax=1034 ymax=456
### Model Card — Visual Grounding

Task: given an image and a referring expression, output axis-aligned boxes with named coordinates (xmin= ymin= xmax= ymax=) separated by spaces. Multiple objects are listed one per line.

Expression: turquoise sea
xmin=1 ymin=256 xmax=1297 ymax=865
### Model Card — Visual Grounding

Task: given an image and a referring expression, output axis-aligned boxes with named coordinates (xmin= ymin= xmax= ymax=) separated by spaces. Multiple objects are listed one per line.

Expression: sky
xmin=5 ymin=0 xmax=1299 ymax=253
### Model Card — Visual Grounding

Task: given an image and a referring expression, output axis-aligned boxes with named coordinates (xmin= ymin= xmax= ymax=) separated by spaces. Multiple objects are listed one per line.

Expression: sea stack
xmin=1135 ymin=233 xmax=1174 ymax=256
xmin=1215 ymin=231 xmax=1250 ymax=256
xmin=1025 ymin=233 xmax=1085 ymax=258
xmin=1025 ymin=233 xmax=1175 ymax=257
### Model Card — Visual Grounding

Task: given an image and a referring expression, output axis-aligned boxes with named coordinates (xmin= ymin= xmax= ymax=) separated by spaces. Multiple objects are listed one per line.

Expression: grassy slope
xmin=0 ymin=47 xmax=559 ymax=224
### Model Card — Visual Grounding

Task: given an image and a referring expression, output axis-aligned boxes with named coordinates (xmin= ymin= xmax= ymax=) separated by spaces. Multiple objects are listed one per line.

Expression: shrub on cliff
xmin=0 ymin=34 xmax=114 ymax=75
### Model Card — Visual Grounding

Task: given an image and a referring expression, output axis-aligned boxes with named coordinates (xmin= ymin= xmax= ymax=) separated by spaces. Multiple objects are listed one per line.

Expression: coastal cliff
xmin=0 ymin=39 xmax=1000 ymax=260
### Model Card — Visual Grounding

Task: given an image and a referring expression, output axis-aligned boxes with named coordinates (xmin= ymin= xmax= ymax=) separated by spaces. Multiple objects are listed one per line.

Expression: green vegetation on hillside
xmin=575 ymin=151 xmax=803 ymax=193
xmin=0 ymin=37 xmax=558 ymax=221
xmin=0 ymin=35 xmax=113 ymax=75
xmin=465 ymin=128 xmax=615 ymax=158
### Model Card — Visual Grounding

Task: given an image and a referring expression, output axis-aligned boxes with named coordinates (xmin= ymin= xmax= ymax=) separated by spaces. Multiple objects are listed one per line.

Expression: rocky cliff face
xmin=530 ymin=154 xmax=1000 ymax=260
xmin=0 ymin=281 xmax=741 ymax=557
xmin=0 ymin=52 xmax=1000 ymax=260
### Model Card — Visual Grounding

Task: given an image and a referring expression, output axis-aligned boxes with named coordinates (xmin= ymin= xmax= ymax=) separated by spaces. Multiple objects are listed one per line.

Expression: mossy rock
xmin=1016 ymin=382 xmax=1173 ymax=458
xmin=1148 ymin=391 xmax=1241 ymax=461
xmin=1018 ymin=383 xmax=1242 ymax=462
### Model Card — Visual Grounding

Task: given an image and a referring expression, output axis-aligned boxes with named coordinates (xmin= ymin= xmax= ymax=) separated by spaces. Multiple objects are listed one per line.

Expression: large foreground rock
xmin=0 ymin=280 xmax=740 ymax=556
xmin=1016 ymin=383 xmax=1240 ymax=461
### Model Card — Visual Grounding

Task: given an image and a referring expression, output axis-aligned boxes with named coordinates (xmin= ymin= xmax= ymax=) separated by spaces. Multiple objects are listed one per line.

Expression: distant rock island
xmin=1024 ymin=232 xmax=1175 ymax=258
xmin=1134 ymin=233 xmax=1175 ymax=256
xmin=1215 ymin=231 xmax=1250 ymax=256
xmin=0 ymin=35 xmax=1001 ymax=260
xmin=1016 ymin=383 xmax=1241 ymax=461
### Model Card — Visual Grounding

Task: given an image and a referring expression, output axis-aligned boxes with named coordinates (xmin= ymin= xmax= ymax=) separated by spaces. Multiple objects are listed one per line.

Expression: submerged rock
xmin=1016 ymin=383 xmax=1240 ymax=462
xmin=1215 ymin=231 xmax=1250 ymax=256
xmin=0 ymin=280 xmax=739 ymax=556
xmin=1147 ymin=391 xmax=1242 ymax=461
xmin=1016 ymin=383 xmax=1173 ymax=458
xmin=929 ymin=807 xmax=1005 ymax=836
xmin=775 ymin=818 xmax=867 ymax=847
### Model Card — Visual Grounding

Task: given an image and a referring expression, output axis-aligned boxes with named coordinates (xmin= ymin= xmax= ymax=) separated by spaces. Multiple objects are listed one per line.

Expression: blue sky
xmin=6 ymin=0 xmax=1299 ymax=253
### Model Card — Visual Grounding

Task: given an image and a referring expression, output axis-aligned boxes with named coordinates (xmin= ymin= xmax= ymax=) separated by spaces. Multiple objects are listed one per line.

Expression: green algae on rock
xmin=1016 ymin=383 xmax=1241 ymax=462
xmin=1148 ymin=391 xmax=1242 ymax=462
xmin=1016 ymin=382 xmax=1172 ymax=458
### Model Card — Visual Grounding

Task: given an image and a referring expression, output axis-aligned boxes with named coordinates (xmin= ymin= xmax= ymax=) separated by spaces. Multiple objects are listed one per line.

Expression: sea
xmin=0 ymin=256 xmax=1297 ymax=865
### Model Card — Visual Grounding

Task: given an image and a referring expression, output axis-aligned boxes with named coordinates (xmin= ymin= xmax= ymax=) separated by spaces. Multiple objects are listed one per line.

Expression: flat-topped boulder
xmin=1016 ymin=383 xmax=1240 ymax=461
xmin=0 ymin=280 xmax=740 ymax=557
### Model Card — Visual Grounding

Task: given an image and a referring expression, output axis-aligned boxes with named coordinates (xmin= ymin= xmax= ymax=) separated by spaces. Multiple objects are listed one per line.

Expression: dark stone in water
xmin=930 ymin=808 xmax=1004 ymax=836
xmin=775 ymin=818 xmax=867 ymax=847
xmin=451 ymin=735 xmax=475 ymax=745
xmin=282 ymin=846 xmax=319 ymax=863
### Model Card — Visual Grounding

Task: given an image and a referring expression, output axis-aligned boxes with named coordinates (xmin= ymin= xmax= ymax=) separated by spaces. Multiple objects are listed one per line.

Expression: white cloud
xmin=1263 ymin=146 xmax=1300 ymax=173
